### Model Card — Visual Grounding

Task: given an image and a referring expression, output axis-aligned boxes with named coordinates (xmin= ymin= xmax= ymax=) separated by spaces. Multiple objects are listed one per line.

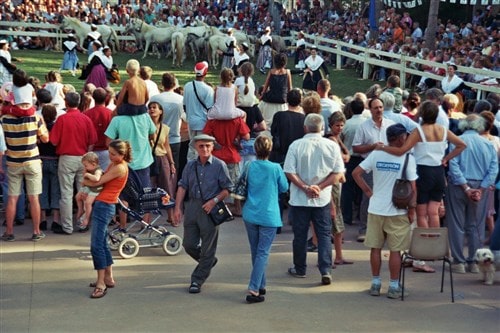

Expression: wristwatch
xmin=213 ymin=197 xmax=219 ymax=204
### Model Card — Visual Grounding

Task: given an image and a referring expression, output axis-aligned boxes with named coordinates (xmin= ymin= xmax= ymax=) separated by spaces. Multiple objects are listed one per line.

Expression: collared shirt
xmin=104 ymin=113 xmax=156 ymax=171
xmin=50 ymin=108 xmax=97 ymax=156
xmin=2 ymin=114 xmax=47 ymax=166
xmin=448 ymin=130 xmax=498 ymax=188
xmin=178 ymin=155 xmax=233 ymax=201
xmin=284 ymin=133 xmax=344 ymax=207
xmin=352 ymin=117 xmax=395 ymax=159
xmin=84 ymin=105 xmax=112 ymax=151
xmin=383 ymin=110 xmax=417 ymax=132
xmin=342 ymin=114 xmax=367 ymax=156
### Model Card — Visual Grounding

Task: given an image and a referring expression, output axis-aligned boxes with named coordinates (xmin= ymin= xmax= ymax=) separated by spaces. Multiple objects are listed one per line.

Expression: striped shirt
xmin=1 ymin=114 xmax=47 ymax=166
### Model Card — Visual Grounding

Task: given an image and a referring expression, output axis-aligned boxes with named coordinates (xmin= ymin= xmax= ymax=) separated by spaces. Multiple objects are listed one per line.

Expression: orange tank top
xmin=96 ymin=162 xmax=129 ymax=204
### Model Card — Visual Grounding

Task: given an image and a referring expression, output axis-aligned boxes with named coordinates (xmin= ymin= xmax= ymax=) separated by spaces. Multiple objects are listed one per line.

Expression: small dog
xmin=474 ymin=248 xmax=496 ymax=285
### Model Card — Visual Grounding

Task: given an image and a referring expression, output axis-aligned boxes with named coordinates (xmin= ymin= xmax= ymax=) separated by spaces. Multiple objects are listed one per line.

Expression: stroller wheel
xmin=163 ymin=234 xmax=182 ymax=256
xmin=118 ymin=237 xmax=140 ymax=259
xmin=108 ymin=230 xmax=126 ymax=251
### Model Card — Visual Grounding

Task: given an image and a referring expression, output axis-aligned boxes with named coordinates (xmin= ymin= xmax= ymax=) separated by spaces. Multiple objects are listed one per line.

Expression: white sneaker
xmin=451 ymin=263 xmax=466 ymax=274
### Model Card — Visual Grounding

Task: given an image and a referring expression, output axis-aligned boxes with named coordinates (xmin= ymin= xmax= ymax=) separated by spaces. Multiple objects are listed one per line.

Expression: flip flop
xmin=334 ymin=259 xmax=354 ymax=265
xmin=412 ymin=265 xmax=435 ymax=273
xmin=89 ymin=282 xmax=115 ymax=288
xmin=90 ymin=287 xmax=108 ymax=299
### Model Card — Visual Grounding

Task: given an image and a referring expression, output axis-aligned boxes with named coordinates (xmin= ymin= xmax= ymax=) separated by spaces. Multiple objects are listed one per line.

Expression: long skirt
xmin=61 ymin=50 xmax=78 ymax=70
xmin=86 ymin=64 xmax=108 ymax=89
xmin=256 ymin=45 xmax=272 ymax=70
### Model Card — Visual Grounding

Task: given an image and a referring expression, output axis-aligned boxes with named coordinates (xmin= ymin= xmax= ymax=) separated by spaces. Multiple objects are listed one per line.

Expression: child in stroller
xmin=108 ymin=167 xmax=182 ymax=258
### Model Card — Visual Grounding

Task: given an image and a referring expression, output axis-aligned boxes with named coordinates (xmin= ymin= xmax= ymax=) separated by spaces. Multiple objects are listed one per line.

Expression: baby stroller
xmin=108 ymin=167 xmax=182 ymax=259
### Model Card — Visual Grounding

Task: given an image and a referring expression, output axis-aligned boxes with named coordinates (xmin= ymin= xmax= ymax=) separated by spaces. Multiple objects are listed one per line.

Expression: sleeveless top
xmin=413 ymin=125 xmax=448 ymax=166
xmin=96 ymin=162 xmax=129 ymax=204
xmin=263 ymin=73 xmax=288 ymax=104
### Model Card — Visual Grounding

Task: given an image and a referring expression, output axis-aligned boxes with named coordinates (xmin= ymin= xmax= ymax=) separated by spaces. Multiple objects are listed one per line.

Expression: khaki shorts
xmin=364 ymin=213 xmax=410 ymax=251
xmin=331 ymin=183 xmax=345 ymax=235
xmin=7 ymin=162 xmax=42 ymax=196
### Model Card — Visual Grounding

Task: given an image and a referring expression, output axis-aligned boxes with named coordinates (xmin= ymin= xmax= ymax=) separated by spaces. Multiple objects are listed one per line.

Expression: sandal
xmin=334 ymin=259 xmax=354 ymax=265
xmin=412 ymin=264 xmax=435 ymax=273
xmin=90 ymin=287 xmax=108 ymax=299
xmin=89 ymin=281 xmax=115 ymax=288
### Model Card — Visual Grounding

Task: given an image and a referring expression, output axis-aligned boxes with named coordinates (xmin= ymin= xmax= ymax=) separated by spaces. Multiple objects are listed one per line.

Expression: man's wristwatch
xmin=213 ymin=197 xmax=219 ymax=204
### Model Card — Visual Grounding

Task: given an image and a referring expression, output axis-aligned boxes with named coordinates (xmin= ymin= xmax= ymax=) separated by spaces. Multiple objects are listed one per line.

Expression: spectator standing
xmin=352 ymin=97 xmax=395 ymax=242
xmin=150 ymin=72 xmax=183 ymax=171
xmin=183 ymin=61 xmax=214 ymax=161
xmin=243 ymin=135 xmax=288 ymax=303
xmin=446 ymin=114 xmax=498 ymax=274
xmin=352 ymin=123 xmax=417 ymax=299
xmin=1 ymin=94 xmax=49 ymax=242
xmin=317 ymin=79 xmax=341 ymax=135
xmin=284 ymin=113 xmax=344 ymax=285
xmin=0 ymin=39 xmax=17 ymax=86
xmin=50 ymin=92 xmax=98 ymax=235
xmin=38 ymin=104 xmax=60 ymax=232
xmin=84 ymin=87 xmax=112 ymax=170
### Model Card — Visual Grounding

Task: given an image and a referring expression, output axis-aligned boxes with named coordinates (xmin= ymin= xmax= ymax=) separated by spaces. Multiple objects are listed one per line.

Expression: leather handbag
xmin=195 ymin=165 xmax=234 ymax=226
xmin=392 ymin=154 xmax=414 ymax=209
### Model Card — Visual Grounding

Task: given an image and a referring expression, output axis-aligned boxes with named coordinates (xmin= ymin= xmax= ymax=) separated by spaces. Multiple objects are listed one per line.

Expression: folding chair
xmin=399 ymin=227 xmax=454 ymax=302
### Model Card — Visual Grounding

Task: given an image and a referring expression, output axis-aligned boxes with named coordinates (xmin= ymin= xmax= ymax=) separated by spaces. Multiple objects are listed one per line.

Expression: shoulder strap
xmin=192 ymin=81 xmax=209 ymax=111
xmin=151 ymin=124 xmax=162 ymax=155
xmin=194 ymin=163 xmax=206 ymax=201
xmin=401 ymin=154 xmax=409 ymax=180
xmin=416 ymin=125 xmax=426 ymax=143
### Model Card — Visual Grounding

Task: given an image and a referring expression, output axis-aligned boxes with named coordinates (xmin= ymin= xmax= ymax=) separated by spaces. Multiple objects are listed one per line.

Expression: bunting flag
xmin=383 ymin=0 xmax=495 ymax=7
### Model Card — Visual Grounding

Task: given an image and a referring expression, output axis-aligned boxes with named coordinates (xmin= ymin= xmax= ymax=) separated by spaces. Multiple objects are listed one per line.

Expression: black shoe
xmin=51 ymin=222 xmax=63 ymax=232
xmin=40 ymin=221 xmax=47 ymax=231
xmin=259 ymin=288 xmax=266 ymax=295
xmin=188 ymin=282 xmax=201 ymax=294
xmin=14 ymin=219 xmax=24 ymax=226
xmin=78 ymin=225 xmax=90 ymax=233
xmin=246 ymin=294 xmax=265 ymax=303
xmin=307 ymin=244 xmax=318 ymax=252
xmin=212 ymin=257 xmax=218 ymax=268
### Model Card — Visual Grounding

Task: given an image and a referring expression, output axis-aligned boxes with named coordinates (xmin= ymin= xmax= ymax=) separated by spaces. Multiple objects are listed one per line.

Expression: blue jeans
xmin=289 ymin=205 xmax=332 ymax=275
xmin=245 ymin=222 xmax=277 ymax=292
xmin=40 ymin=159 xmax=60 ymax=210
xmin=90 ymin=201 xmax=115 ymax=270
xmin=2 ymin=156 xmax=25 ymax=220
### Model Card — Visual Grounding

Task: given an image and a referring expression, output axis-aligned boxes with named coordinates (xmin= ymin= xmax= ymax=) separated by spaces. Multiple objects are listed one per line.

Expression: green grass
xmin=12 ymin=49 xmax=374 ymax=99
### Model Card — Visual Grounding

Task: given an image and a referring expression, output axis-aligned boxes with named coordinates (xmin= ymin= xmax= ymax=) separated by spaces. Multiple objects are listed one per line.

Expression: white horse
xmin=171 ymin=31 xmax=186 ymax=67
xmin=128 ymin=18 xmax=175 ymax=59
xmin=60 ymin=16 xmax=120 ymax=52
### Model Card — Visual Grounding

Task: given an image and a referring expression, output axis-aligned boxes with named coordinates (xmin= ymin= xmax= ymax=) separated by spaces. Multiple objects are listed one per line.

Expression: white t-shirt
xmin=234 ymin=76 xmax=256 ymax=107
xmin=360 ymin=151 xmax=418 ymax=216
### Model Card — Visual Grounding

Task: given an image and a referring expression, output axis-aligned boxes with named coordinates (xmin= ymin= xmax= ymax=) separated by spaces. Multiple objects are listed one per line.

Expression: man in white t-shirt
xmin=353 ymin=123 xmax=417 ymax=299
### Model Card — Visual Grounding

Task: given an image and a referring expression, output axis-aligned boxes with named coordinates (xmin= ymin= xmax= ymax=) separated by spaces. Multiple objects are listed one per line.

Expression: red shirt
xmin=84 ymin=105 xmax=112 ymax=151
xmin=203 ymin=118 xmax=250 ymax=164
xmin=50 ymin=108 xmax=98 ymax=156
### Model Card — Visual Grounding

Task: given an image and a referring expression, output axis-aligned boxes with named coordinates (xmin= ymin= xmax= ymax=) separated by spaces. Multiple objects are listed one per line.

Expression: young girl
xmin=42 ymin=70 xmax=65 ymax=111
xmin=60 ymin=33 xmax=84 ymax=77
xmin=207 ymin=67 xmax=245 ymax=120
xmin=148 ymin=101 xmax=176 ymax=221
xmin=3 ymin=69 xmax=36 ymax=117
xmin=75 ymin=152 xmax=103 ymax=232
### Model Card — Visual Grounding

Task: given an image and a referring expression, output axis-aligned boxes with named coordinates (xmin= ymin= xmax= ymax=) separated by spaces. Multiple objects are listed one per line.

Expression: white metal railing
xmin=0 ymin=22 xmax=497 ymax=97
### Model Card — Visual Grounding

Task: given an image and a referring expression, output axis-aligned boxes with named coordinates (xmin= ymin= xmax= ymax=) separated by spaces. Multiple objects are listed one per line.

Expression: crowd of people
xmin=0 ymin=0 xmax=499 ymax=302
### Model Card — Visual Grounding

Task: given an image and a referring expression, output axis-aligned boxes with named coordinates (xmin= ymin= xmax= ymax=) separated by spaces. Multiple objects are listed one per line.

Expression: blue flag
xmin=369 ymin=0 xmax=377 ymax=30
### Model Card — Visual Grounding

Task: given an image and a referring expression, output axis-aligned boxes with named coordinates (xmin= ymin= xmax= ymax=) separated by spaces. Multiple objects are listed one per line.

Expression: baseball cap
xmin=194 ymin=61 xmax=209 ymax=77
xmin=386 ymin=123 xmax=407 ymax=141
